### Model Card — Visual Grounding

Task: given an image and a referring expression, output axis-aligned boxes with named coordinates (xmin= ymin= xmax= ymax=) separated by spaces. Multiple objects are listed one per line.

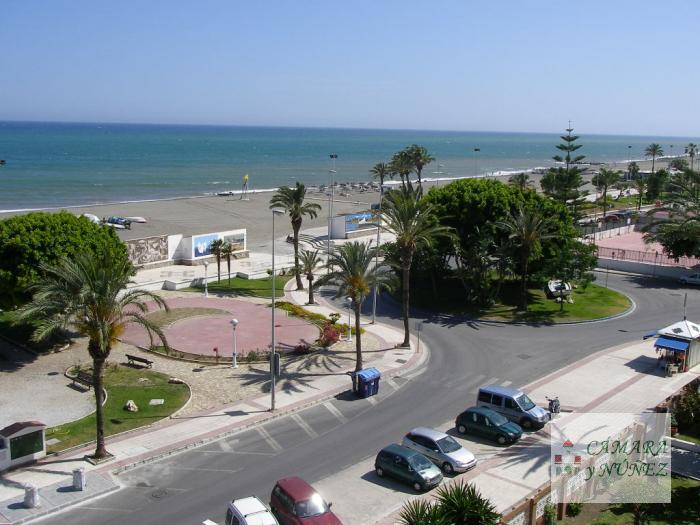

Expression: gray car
xmin=401 ymin=427 xmax=477 ymax=474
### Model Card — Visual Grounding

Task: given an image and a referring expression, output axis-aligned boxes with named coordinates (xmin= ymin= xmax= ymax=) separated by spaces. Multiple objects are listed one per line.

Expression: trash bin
xmin=355 ymin=368 xmax=381 ymax=398
xmin=73 ymin=467 xmax=87 ymax=491
xmin=24 ymin=484 xmax=39 ymax=509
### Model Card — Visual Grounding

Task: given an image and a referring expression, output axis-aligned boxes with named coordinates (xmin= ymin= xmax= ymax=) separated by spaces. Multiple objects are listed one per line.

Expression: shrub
xmin=566 ymin=502 xmax=582 ymax=517
xmin=543 ymin=503 xmax=556 ymax=525
xmin=294 ymin=343 xmax=312 ymax=354
xmin=318 ymin=322 xmax=340 ymax=347
xmin=246 ymin=350 xmax=259 ymax=363
xmin=329 ymin=313 xmax=341 ymax=325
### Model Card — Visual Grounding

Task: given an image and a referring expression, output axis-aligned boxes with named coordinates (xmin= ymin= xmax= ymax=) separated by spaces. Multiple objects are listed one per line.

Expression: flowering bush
xmin=318 ymin=321 xmax=340 ymax=347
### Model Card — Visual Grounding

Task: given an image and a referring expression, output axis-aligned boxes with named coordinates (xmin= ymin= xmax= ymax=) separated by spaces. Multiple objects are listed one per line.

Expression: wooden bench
xmin=126 ymin=354 xmax=153 ymax=368
xmin=72 ymin=370 xmax=92 ymax=390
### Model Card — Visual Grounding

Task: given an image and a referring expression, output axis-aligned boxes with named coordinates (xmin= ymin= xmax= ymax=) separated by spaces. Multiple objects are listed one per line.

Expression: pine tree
xmin=540 ymin=126 xmax=588 ymax=216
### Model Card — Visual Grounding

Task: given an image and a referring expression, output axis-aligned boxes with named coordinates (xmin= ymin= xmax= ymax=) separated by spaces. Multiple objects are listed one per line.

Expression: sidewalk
xmin=0 ymin=279 xmax=423 ymax=525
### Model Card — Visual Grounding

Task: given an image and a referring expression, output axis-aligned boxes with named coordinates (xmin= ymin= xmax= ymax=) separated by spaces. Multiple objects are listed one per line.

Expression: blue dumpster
xmin=356 ymin=367 xmax=381 ymax=398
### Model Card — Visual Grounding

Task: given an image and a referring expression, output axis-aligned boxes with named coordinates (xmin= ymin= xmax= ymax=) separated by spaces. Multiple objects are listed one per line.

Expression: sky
xmin=1 ymin=1 xmax=699 ymax=136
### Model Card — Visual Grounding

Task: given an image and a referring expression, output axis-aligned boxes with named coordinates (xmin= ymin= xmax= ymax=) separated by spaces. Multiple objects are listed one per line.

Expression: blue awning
xmin=642 ymin=330 xmax=657 ymax=340
xmin=654 ymin=337 xmax=689 ymax=352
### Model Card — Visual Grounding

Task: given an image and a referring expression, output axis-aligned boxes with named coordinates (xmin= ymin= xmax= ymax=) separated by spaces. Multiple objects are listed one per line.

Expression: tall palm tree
xmin=632 ymin=175 xmax=647 ymax=210
xmin=591 ymin=168 xmax=621 ymax=217
xmin=390 ymin=150 xmax=414 ymax=189
xmin=628 ymin=160 xmax=640 ymax=181
xmin=270 ymin=182 xmax=322 ymax=290
xmin=497 ymin=206 xmax=555 ymax=311
xmin=686 ymin=143 xmax=698 ymax=171
xmin=210 ymin=239 xmax=225 ymax=282
xmin=297 ymin=249 xmax=323 ymax=305
xmin=406 ymin=144 xmax=434 ymax=188
xmin=317 ymin=242 xmax=391 ymax=371
xmin=645 ymin=143 xmax=664 ymax=175
xmin=221 ymin=241 xmax=233 ymax=285
xmin=370 ymin=161 xmax=392 ymax=189
xmin=16 ymin=254 xmax=168 ymax=459
xmin=508 ymin=172 xmax=533 ymax=191
xmin=381 ymin=186 xmax=452 ymax=346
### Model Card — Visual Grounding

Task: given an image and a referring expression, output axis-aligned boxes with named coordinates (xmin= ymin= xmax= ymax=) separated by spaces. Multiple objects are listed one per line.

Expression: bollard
xmin=73 ymin=467 xmax=87 ymax=491
xmin=24 ymin=484 xmax=40 ymax=508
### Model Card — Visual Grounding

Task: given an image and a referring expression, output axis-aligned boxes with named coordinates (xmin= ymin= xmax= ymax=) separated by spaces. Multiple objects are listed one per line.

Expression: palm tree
xmin=16 ymin=254 xmax=168 ymax=459
xmin=591 ymin=168 xmax=621 ymax=217
xmin=297 ymin=249 xmax=323 ymax=305
xmin=497 ymin=206 xmax=555 ymax=311
xmin=645 ymin=143 xmax=664 ymax=175
xmin=686 ymin=143 xmax=698 ymax=171
xmin=210 ymin=239 xmax=225 ymax=282
xmin=508 ymin=172 xmax=533 ymax=191
xmin=628 ymin=160 xmax=640 ymax=181
xmin=390 ymin=150 xmax=414 ymax=189
xmin=381 ymin=186 xmax=452 ymax=346
xmin=317 ymin=242 xmax=391 ymax=371
xmin=435 ymin=481 xmax=500 ymax=525
xmin=370 ymin=161 xmax=392 ymax=189
xmin=270 ymin=182 xmax=322 ymax=290
xmin=399 ymin=500 xmax=447 ymax=525
xmin=221 ymin=241 xmax=233 ymax=285
xmin=406 ymin=144 xmax=434 ymax=188
xmin=632 ymin=175 xmax=647 ymax=210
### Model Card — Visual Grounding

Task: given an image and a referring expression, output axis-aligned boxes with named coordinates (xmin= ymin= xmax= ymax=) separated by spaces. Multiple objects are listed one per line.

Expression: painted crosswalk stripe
xmin=385 ymin=376 xmax=400 ymax=390
xmin=446 ymin=373 xmax=486 ymax=390
xmin=217 ymin=439 xmax=233 ymax=452
xmin=256 ymin=426 xmax=283 ymax=453
xmin=291 ymin=414 xmax=318 ymax=439
xmin=482 ymin=377 xmax=499 ymax=388
xmin=365 ymin=395 xmax=378 ymax=405
xmin=323 ymin=401 xmax=348 ymax=424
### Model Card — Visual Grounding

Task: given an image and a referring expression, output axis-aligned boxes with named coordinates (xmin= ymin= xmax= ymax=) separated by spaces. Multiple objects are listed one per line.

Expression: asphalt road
xmin=45 ymin=273 xmax=700 ymax=525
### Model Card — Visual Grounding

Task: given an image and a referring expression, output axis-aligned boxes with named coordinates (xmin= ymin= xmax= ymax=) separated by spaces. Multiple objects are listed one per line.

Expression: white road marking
xmin=482 ymin=377 xmax=499 ymax=388
xmin=365 ymin=395 xmax=378 ymax=405
xmin=323 ymin=401 xmax=348 ymax=424
xmin=385 ymin=376 xmax=400 ymax=390
xmin=291 ymin=413 xmax=319 ymax=439
xmin=170 ymin=466 xmax=245 ymax=473
xmin=446 ymin=373 xmax=486 ymax=390
xmin=218 ymin=439 xmax=232 ymax=452
xmin=257 ymin=426 xmax=283 ymax=453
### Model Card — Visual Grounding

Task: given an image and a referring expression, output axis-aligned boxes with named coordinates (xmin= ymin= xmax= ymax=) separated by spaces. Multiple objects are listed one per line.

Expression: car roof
xmin=232 ymin=496 xmax=268 ymax=515
xmin=407 ymin=427 xmax=449 ymax=441
xmin=479 ymin=384 xmax=523 ymax=397
xmin=464 ymin=406 xmax=501 ymax=418
xmin=380 ymin=443 xmax=421 ymax=459
xmin=275 ymin=477 xmax=318 ymax=502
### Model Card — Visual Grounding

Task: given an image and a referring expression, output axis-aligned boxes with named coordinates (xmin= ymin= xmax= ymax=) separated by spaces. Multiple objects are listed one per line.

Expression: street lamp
xmin=203 ymin=261 xmax=209 ymax=298
xmin=230 ymin=318 xmax=239 ymax=368
xmin=270 ymin=207 xmax=285 ymax=411
xmin=473 ymin=148 xmax=481 ymax=176
xmin=346 ymin=297 xmax=353 ymax=342
xmin=371 ymin=185 xmax=385 ymax=324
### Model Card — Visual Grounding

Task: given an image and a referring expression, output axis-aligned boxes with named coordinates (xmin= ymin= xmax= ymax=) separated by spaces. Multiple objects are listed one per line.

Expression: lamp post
xmin=327 ymin=154 xmax=338 ymax=271
xmin=346 ymin=297 xmax=353 ymax=342
xmin=371 ymin=185 xmax=384 ymax=324
xmin=627 ymin=145 xmax=632 ymax=180
xmin=473 ymin=148 xmax=480 ymax=176
xmin=203 ymin=261 xmax=209 ymax=298
xmin=230 ymin=318 xmax=239 ymax=368
xmin=270 ymin=207 xmax=285 ymax=411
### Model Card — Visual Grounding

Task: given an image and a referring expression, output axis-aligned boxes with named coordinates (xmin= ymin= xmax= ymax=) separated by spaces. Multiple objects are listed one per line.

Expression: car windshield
xmin=516 ymin=394 xmax=536 ymax=411
xmin=437 ymin=436 xmax=461 ymax=453
xmin=295 ymin=493 xmax=328 ymax=518
xmin=410 ymin=455 xmax=434 ymax=471
xmin=488 ymin=411 xmax=509 ymax=426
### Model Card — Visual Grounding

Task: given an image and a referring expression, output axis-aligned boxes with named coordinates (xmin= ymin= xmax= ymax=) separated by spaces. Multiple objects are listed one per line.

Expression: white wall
xmin=167 ymin=234 xmax=183 ymax=260
xmin=599 ymin=257 xmax=688 ymax=280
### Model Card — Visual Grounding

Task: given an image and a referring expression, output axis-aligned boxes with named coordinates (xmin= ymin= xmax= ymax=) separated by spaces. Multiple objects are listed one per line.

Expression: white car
xmin=402 ymin=427 xmax=477 ymax=474
xmin=225 ymin=496 xmax=278 ymax=525
xmin=679 ymin=273 xmax=700 ymax=286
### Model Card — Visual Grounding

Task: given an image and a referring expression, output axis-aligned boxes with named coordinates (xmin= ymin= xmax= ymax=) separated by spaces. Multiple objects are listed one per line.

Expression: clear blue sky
xmin=2 ymin=1 xmax=699 ymax=136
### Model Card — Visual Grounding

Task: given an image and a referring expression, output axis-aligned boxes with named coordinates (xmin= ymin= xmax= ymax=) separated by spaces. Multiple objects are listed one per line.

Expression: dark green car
xmin=374 ymin=443 xmax=443 ymax=492
xmin=455 ymin=406 xmax=522 ymax=445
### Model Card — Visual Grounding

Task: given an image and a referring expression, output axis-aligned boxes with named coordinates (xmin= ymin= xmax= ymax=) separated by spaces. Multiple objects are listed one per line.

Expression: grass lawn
xmin=45 ymin=364 xmax=189 ymax=454
xmin=185 ymin=275 xmax=291 ymax=298
xmin=145 ymin=307 xmax=230 ymax=329
xmin=411 ymin=279 xmax=631 ymax=323
xmin=562 ymin=476 xmax=700 ymax=525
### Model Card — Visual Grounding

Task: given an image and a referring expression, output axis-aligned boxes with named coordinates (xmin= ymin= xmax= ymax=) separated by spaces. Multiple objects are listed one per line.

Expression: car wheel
xmin=413 ymin=482 xmax=423 ymax=492
xmin=442 ymin=462 xmax=454 ymax=475
xmin=457 ymin=424 xmax=467 ymax=434
xmin=521 ymin=418 xmax=533 ymax=430
xmin=375 ymin=466 xmax=384 ymax=477
xmin=497 ymin=435 xmax=507 ymax=445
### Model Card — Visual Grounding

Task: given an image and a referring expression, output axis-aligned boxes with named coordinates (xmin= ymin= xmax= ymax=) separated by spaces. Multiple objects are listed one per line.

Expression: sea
xmin=0 ymin=121 xmax=696 ymax=212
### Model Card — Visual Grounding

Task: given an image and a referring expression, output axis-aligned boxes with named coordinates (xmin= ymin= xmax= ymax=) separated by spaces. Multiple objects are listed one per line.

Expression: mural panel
xmin=223 ymin=232 xmax=246 ymax=252
xmin=193 ymin=233 xmax=218 ymax=258
xmin=126 ymin=236 xmax=168 ymax=265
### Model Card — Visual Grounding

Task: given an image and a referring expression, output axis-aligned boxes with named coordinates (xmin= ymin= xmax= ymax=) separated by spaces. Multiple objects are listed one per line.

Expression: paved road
xmin=45 ymin=273 xmax=700 ymax=525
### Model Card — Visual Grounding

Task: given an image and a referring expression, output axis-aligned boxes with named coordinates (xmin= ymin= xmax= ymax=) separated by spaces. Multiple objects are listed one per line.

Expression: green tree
xmin=592 ymin=168 xmax=621 ymax=217
xmin=399 ymin=500 xmax=448 ymax=525
xmin=646 ymin=169 xmax=669 ymax=201
xmin=508 ymin=172 xmax=533 ymax=191
xmin=209 ymin=239 xmax=225 ymax=282
xmin=370 ymin=161 xmax=392 ymax=189
xmin=16 ymin=254 xmax=168 ymax=459
xmin=390 ymin=149 xmax=415 ymax=189
xmin=632 ymin=175 xmax=647 ymax=210
xmin=628 ymin=161 xmax=640 ymax=180
xmin=686 ymin=143 xmax=698 ymax=171
xmin=221 ymin=241 xmax=233 ymax=285
xmin=269 ymin=182 xmax=322 ymax=290
xmin=406 ymin=144 xmax=434 ymax=188
xmin=497 ymin=206 xmax=555 ymax=311
xmin=0 ymin=212 xmax=128 ymax=308
xmin=297 ymin=249 xmax=323 ymax=305
xmin=669 ymin=158 xmax=690 ymax=171
xmin=645 ymin=143 xmax=664 ymax=175
xmin=540 ymin=127 xmax=588 ymax=215
xmin=381 ymin=186 xmax=452 ymax=346
xmin=317 ymin=242 xmax=391 ymax=371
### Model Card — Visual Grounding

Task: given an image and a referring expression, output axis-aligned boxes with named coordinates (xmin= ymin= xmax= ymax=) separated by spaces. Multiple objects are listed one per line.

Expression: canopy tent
xmin=654 ymin=337 xmax=689 ymax=352
xmin=645 ymin=319 xmax=700 ymax=373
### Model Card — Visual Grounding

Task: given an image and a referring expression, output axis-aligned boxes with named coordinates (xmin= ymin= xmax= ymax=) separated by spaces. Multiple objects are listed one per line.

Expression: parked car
xmin=226 ymin=496 xmax=278 ymax=525
xmin=602 ymin=214 xmax=622 ymax=223
xmin=679 ymin=273 xmax=700 ymax=286
xmin=374 ymin=443 xmax=443 ymax=492
xmin=269 ymin=477 xmax=342 ymax=525
xmin=402 ymin=427 xmax=477 ymax=474
xmin=455 ymin=406 xmax=523 ymax=445
xmin=476 ymin=385 xmax=549 ymax=429
xmin=105 ymin=216 xmax=132 ymax=229
xmin=545 ymin=280 xmax=572 ymax=299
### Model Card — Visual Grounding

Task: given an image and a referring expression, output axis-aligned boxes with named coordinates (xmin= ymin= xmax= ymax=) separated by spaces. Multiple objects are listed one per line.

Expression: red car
xmin=270 ymin=477 xmax=342 ymax=525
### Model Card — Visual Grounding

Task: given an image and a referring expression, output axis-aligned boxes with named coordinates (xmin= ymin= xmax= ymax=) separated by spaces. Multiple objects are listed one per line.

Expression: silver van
xmin=476 ymin=385 xmax=548 ymax=429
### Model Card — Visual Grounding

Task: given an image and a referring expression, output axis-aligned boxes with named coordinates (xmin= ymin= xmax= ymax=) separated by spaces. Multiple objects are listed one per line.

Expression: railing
xmin=596 ymin=246 xmax=700 ymax=268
